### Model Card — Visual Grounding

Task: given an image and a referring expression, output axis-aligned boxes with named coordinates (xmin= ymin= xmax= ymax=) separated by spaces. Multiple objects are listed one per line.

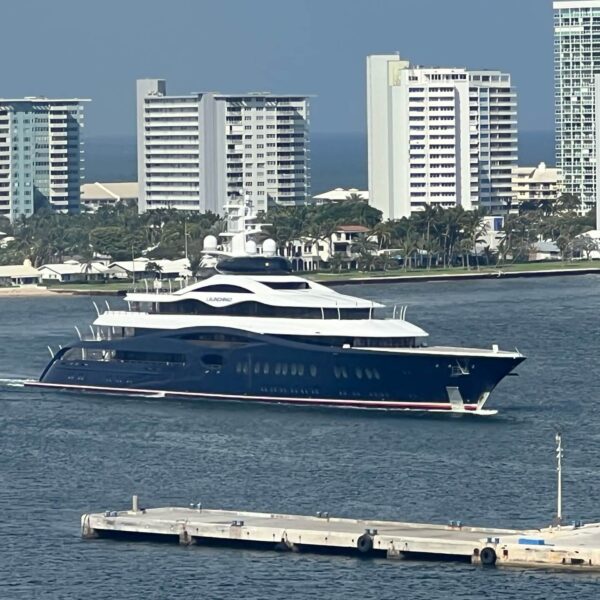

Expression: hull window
xmin=261 ymin=281 xmax=310 ymax=290
xmin=197 ymin=285 xmax=254 ymax=293
xmin=201 ymin=354 xmax=224 ymax=368
xmin=116 ymin=350 xmax=186 ymax=364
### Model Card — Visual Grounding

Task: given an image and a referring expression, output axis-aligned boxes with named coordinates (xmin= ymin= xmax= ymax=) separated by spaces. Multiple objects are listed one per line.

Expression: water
xmin=1 ymin=275 xmax=599 ymax=599
xmin=83 ymin=131 xmax=554 ymax=195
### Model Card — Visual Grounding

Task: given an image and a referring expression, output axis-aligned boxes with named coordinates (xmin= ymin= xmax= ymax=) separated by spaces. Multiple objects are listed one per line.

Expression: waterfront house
xmin=281 ymin=224 xmax=372 ymax=271
xmin=39 ymin=261 xmax=111 ymax=283
xmin=108 ymin=257 xmax=191 ymax=280
xmin=0 ymin=262 xmax=42 ymax=286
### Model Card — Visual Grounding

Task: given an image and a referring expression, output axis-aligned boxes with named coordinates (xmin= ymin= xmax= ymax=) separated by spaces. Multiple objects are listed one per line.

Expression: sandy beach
xmin=0 ymin=286 xmax=67 ymax=298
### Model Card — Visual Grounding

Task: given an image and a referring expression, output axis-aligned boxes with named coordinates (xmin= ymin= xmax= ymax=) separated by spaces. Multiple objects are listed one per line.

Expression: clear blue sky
xmin=3 ymin=0 xmax=554 ymax=137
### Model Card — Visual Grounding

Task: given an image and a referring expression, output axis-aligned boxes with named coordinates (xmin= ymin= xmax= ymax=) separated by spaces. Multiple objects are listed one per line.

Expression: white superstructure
xmin=554 ymin=0 xmax=600 ymax=213
xmin=137 ymin=79 xmax=311 ymax=214
xmin=96 ymin=273 xmax=428 ymax=342
xmin=366 ymin=54 xmax=518 ymax=219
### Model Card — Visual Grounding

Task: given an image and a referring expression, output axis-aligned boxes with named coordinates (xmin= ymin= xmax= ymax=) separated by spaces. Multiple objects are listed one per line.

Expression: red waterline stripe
xmin=24 ymin=380 xmax=480 ymax=411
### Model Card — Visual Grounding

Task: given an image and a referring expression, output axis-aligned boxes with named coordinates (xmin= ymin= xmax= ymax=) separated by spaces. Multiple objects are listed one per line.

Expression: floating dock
xmin=82 ymin=497 xmax=600 ymax=570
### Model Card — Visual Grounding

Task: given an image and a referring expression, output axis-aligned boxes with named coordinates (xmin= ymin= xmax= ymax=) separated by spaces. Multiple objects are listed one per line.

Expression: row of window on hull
xmin=235 ymin=361 xmax=382 ymax=381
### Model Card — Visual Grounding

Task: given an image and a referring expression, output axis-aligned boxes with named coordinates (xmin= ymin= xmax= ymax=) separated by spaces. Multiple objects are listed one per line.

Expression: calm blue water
xmin=1 ymin=275 xmax=600 ymax=599
xmin=84 ymin=131 xmax=554 ymax=195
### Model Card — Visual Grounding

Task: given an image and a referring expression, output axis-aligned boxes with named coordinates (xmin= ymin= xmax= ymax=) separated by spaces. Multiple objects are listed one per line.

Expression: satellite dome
xmin=23 ymin=259 xmax=32 ymax=268
xmin=245 ymin=240 xmax=257 ymax=255
xmin=262 ymin=238 xmax=277 ymax=256
xmin=203 ymin=235 xmax=218 ymax=251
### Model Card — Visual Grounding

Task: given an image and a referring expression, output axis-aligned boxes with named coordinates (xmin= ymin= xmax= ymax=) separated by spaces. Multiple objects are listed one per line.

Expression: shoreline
xmin=317 ymin=266 xmax=600 ymax=286
xmin=1 ymin=264 xmax=598 ymax=297
xmin=0 ymin=286 xmax=68 ymax=298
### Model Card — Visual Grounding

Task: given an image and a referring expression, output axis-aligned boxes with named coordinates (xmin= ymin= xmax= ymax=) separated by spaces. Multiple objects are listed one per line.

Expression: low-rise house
xmin=573 ymin=230 xmax=600 ymax=259
xmin=39 ymin=261 xmax=111 ymax=283
xmin=108 ymin=257 xmax=191 ymax=280
xmin=108 ymin=258 xmax=154 ymax=280
xmin=0 ymin=261 xmax=42 ymax=286
xmin=153 ymin=258 xmax=192 ymax=278
xmin=530 ymin=241 xmax=561 ymax=261
xmin=476 ymin=215 xmax=505 ymax=253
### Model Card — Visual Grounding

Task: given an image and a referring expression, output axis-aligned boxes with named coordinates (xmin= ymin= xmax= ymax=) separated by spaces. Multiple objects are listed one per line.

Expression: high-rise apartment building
xmin=137 ymin=79 xmax=310 ymax=214
xmin=0 ymin=98 xmax=87 ymax=222
xmin=554 ymin=0 xmax=600 ymax=213
xmin=367 ymin=54 xmax=517 ymax=220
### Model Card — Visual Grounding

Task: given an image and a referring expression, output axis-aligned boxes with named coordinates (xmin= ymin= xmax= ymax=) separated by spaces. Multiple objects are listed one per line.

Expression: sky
xmin=2 ymin=0 xmax=555 ymax=137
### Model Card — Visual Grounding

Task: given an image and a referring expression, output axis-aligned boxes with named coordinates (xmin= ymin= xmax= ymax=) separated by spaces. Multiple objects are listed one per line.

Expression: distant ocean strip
xmin=83 ymin=131 xmax=555 ymax=196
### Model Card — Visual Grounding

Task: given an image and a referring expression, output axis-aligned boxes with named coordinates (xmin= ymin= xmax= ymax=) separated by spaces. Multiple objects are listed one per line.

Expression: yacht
xmin=26 ymin=199 xmax=525 ymax=414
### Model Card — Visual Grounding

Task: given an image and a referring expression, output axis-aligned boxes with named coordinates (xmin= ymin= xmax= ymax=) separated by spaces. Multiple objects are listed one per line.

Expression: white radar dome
xmin=262 ymin=238 xmax=277 ymax=256
xmin=23 ymin=259 xmax=32 ymax=268
xmin=203 ymin=235 xmax=218 ymax=251
xmin=245 ymin=240 xmax=257 ymax=255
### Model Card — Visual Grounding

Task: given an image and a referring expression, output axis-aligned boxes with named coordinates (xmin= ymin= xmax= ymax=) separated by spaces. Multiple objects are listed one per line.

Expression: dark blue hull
xmin=30 ymin=327 xmax=524 ymax=412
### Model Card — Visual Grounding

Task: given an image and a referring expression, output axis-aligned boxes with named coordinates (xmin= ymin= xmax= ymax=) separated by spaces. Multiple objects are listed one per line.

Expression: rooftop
xmin=0 ymin=97 xmax=90 ymax=103
xmin=81 ymin=182 xmax=139 ymax=201
xmin=313 ymin=188 xmax=369 ymax=201
xmin=513 ymin=163 xmax=561 ymax=184
xmin=0 ymin=264 xmax=40 ymax=278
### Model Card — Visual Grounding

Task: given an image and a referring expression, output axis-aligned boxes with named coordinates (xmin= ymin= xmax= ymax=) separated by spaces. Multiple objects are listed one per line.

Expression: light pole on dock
xmin=555 ymin=432 xmax=563 ymax=526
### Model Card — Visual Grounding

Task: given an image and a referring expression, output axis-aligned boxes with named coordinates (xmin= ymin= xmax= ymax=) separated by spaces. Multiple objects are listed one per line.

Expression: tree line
xmin=0 ymin=193 xmax=596 ymax=273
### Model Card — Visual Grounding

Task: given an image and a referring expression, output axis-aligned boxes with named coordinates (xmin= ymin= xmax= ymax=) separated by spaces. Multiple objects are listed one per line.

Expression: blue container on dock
xmin=518 ymin=538 xmax=546 ymax=546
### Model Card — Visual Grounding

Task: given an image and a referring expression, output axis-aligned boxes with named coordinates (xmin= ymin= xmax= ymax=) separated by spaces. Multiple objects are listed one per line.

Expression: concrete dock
xmin=82 ymin=498 xmax=600 ymax=570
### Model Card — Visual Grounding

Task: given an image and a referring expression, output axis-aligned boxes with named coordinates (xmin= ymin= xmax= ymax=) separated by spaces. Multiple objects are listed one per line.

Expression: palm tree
xmin=372 ymin=221 xmax=394 ymax=251
xmin=328 ymin=253 xmax=345 ymax=273
xmin=146 ymin=261 xmax=163 ymax=279
xmin=344 ymin=192 xmax=366 ymax=202
xmin=303 ymin=219 xmax=340 ymax=269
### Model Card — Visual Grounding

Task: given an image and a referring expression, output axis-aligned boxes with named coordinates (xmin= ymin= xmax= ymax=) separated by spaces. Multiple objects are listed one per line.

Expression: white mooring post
xmin=556 ymin=432 xmax=563 ymax=526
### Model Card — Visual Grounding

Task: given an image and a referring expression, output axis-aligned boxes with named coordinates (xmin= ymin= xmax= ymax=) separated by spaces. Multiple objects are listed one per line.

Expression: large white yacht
xmin=27 ymin=199 xmax=524 ymax=414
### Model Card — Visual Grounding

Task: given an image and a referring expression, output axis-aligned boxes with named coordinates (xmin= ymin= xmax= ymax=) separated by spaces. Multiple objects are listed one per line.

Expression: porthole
xmin=236 ymin=363 xmax=242 ymax=374
xmin=254 ymin=362 xmax=261 ymax=374
xmin=291 ymin=363 xmax=297 ymax=376
xmin=310 ymin=365 xmax=317 ymax=377
xmin=365 ymin=368 xmax=373 ymax=380
xmin=275 ymin=363 xmax=281 ymax=375
xmin=263 ymin=363 xmax=270 ymax=375
xmin=356 ymin=368 xmax=363 ymax=379
xmin=282 ymin=363 xmax=288 ymax=376
xmin=298 ymin=364 xmax=305 ymax=376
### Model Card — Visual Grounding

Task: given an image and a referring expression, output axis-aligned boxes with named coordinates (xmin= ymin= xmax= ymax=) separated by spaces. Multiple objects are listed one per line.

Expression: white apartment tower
xmin=137 ymin=79 xmax=310 ymax=214
xmin=367 ymin=54 xmax=517 ymax=220
xmin=554 ymin=0 xmax=600 ymax=213
xmin=0 ymin=98 xmax=87 ymax=222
